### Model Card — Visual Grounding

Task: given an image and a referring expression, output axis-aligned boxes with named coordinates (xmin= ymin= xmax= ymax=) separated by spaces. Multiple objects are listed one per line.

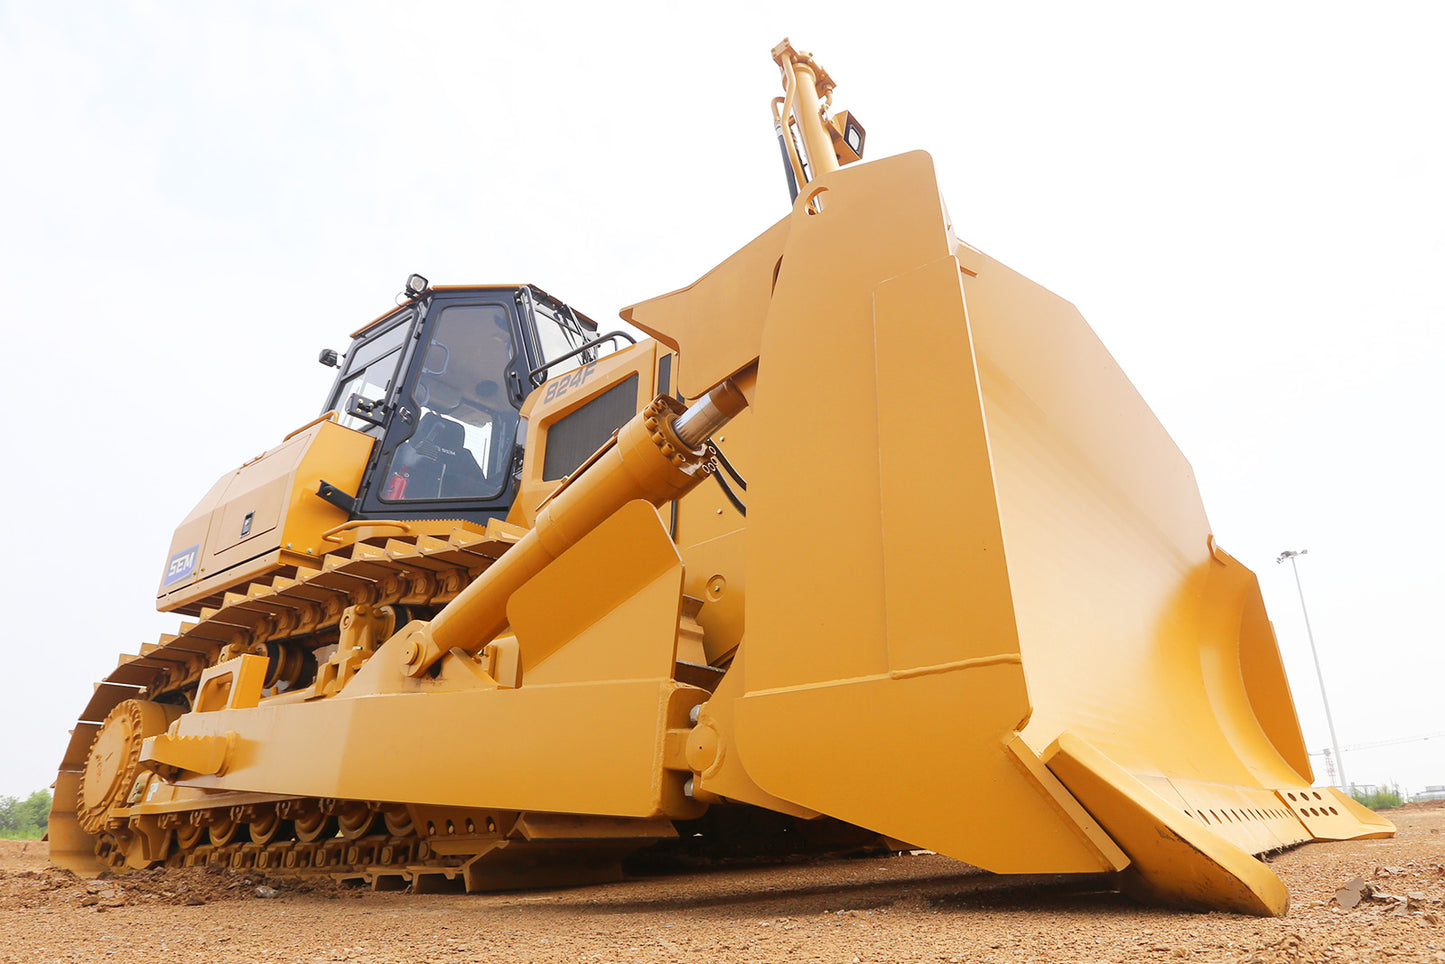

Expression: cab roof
xmin=349 ymin=284 xmax=600 ymax=338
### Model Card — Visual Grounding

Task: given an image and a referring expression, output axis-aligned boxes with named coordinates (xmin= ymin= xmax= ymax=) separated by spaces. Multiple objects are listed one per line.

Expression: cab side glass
xmin=330 ymin=317 xmax=410 ymax=434
xmin=531 ymin=301 xmax=594 ymax=384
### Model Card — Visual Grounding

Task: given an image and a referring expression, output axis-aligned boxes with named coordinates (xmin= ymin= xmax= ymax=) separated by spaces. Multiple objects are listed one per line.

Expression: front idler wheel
xmin=75 ymin=700 xmax=183 ymax=836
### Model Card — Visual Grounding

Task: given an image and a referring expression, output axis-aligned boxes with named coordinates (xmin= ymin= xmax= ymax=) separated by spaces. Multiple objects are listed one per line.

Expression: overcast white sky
xmin=1 ymin=2 xmax=1440 ymax=801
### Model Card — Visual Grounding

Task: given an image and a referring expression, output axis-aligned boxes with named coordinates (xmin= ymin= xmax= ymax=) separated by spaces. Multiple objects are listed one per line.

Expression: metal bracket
xmin=317 ymin=480 xmax=357 ymax=514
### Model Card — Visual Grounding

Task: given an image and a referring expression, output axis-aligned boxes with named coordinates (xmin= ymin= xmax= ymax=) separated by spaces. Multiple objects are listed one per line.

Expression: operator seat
xmin=396 ymin=412 xmax=490 ymax=500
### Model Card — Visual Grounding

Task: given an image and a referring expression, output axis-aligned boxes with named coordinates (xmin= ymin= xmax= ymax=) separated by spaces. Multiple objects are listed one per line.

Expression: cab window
xmin=330 ymin=316 xmax=411 ymax=433
xmin=532 ymin=301 xmax=593 ymax=382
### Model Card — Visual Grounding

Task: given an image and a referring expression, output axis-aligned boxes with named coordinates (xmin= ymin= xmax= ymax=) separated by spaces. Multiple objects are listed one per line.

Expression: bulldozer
xmin=49 ymin=39 xmax=1391 ymax=916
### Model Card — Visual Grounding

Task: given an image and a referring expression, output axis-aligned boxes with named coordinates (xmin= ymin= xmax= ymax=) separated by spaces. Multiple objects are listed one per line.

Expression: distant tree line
xmin=0 ymin=790 xmax=52 ymax=839
xmin=1349 ymin=783 xmax=1404 ymax=811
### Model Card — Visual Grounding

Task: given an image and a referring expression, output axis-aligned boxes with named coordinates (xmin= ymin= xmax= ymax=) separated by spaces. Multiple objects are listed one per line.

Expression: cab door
xmin=352 ymin=291 xmax=531 ymax=524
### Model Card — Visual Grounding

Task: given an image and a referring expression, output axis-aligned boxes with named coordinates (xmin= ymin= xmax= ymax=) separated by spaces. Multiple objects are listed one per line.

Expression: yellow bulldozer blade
xmin=633 ymin=150 xmax=1391 ymax=916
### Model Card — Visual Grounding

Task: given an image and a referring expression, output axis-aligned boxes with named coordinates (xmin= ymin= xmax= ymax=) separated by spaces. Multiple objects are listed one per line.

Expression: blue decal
xmin=163 ymin=545 xmax=200 ymax=586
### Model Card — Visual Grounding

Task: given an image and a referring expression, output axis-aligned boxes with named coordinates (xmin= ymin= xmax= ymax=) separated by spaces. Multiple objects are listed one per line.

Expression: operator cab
xmin=321 ymin=278 xmax=614 ymax=524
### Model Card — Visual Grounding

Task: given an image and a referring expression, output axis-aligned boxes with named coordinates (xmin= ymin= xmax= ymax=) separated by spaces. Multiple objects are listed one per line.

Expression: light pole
xmin=1277 ymin=549 xmax=1348 ymax=788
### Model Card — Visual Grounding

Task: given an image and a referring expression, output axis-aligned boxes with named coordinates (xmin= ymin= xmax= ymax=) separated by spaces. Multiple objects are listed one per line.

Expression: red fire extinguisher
xmin=383 ymin=472 xmax=408 ymax=500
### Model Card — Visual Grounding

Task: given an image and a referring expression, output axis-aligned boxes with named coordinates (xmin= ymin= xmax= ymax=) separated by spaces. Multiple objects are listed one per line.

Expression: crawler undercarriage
xmin=55 ymin=520 xmax=877 ymax=891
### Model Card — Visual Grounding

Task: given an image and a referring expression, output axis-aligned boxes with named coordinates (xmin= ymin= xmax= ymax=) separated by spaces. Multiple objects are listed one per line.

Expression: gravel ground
xmin=3 ymin=804 xmax=1441 ymax=963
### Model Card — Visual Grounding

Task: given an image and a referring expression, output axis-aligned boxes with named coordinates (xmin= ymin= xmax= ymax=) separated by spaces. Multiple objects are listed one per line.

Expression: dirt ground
xmin=2 ymin=804 xmax=1441 ymax=963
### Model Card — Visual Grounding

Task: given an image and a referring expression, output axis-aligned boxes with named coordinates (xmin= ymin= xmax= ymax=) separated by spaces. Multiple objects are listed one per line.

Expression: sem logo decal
xmin=163 ymin=545 xmax=200 ymax=586
xmin=541 ymin=362 xmax=598 ymax=405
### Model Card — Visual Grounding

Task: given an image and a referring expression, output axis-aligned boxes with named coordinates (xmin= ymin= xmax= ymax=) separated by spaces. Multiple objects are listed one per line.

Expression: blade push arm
xmin=400 ymin=376 xmax=753 ymax=677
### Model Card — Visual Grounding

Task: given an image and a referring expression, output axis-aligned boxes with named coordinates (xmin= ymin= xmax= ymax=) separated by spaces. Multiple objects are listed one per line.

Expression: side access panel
xmin=157 ymin=418 xmax=373 ymax=613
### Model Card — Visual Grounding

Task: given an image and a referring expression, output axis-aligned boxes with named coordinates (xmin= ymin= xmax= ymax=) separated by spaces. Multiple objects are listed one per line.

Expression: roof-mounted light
xmin=404 ymin=273 xmax=430 ymax=299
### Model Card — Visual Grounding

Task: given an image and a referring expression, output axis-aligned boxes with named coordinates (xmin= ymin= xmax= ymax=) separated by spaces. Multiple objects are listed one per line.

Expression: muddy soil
xmin=2 ymin=805 xmax=1441 ymax=963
